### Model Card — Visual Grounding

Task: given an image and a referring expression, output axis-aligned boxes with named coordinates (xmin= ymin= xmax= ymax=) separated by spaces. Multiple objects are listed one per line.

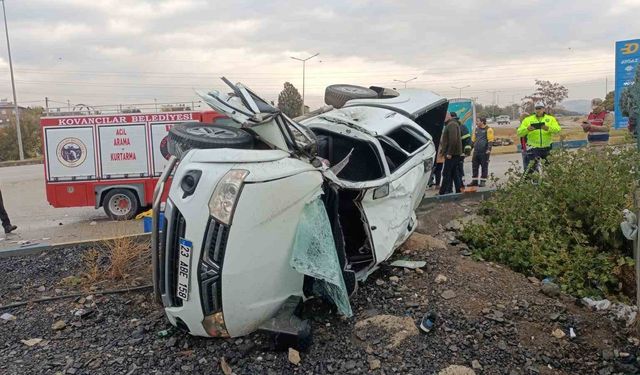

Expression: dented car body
xmin=152 ymin=79 xmax=448 ymax=338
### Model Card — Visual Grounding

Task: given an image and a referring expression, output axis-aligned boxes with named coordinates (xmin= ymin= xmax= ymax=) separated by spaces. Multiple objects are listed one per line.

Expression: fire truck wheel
xmin=168 ymin=122 xmax=253 ymax=158
xmin=103 ymin=189 xmax=140 ymax=221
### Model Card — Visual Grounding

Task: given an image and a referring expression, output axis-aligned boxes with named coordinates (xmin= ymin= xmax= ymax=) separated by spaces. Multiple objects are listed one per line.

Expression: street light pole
xmin=393 ymin=77 xmax=417 ymax=88
xmin=451 ymin=85 xmax=470 ymax=98
xmin=1 ymin=0 xmax=23 ymax=160
xmin=291 ymin=53 xmax=319 ymax=115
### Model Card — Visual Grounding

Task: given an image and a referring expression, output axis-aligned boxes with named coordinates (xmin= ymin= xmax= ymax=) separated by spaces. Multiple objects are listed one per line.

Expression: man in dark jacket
xmin=469 ymin=117 xmax=494 ymax=187
xmin=439 ymin=113 xmax=464 ymax=195
xmin=0 ymin=189 xmax=17 ymax=234
xmin=450 ymin=112 xmax=471 ymax=187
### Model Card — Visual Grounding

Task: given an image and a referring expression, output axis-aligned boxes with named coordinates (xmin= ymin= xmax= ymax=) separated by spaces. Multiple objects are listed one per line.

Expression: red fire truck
xmin=41 ymin=111 xmax=225 ymax=220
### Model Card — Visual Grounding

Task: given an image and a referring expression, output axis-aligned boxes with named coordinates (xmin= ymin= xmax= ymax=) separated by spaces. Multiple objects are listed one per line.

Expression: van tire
xmin=103 ymin=189 xmax=139 ymax=221
xmin=168 ymin=122 xmax=253 ymax=158
xmin=324 ymin=84 xmax=378 ymax=108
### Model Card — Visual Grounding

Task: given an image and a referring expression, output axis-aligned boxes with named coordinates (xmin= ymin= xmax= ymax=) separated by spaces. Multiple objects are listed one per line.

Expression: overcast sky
xmin=0 ymin=0 xmax=638 ymax=112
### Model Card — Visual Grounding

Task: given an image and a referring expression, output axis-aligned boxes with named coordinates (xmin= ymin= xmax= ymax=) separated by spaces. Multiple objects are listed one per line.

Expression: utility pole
xmin=67 ymin=100 xmax=71 ymax=112
xmin=290 ymin=53 xmax=319 ymax=115
xmin=451 ymin=85 xmax=470 ymax=98
xmin=394 ymin=77 xmax=417 ymax=88
xmin=154 ymin=98 xmax=158 ymax=112
xmin=45 ymin=97 xmax=49 ymax=116
xmin=1 ymin=0 xmax=23 ymax=160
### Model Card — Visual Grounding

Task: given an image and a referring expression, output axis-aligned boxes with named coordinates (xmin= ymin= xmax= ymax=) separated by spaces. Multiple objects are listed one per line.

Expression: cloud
xmin=0 ymin=0 xmax=631 ymax=109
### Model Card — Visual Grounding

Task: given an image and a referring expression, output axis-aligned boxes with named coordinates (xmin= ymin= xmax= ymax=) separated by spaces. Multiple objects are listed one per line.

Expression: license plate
xmin=176 ymin=238 xmax=192 ymax=301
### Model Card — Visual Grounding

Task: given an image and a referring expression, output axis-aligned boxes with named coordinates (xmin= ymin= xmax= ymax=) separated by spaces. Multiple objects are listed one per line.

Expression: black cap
xmin=449 ymin=111 xmax=458 ymax=118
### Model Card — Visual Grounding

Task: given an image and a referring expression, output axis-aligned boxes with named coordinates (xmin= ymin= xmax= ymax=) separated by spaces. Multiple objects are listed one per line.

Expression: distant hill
xmin=561 ymin=100 xmax=590 ymax=115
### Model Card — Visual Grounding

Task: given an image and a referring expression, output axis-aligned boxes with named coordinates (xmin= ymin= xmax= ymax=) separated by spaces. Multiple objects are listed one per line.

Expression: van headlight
xmin=208 ymin=169 xmax=249 ymax=225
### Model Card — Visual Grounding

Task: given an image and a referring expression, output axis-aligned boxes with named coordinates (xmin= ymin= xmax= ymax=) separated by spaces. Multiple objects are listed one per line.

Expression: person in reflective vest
xmin=517 ymin=101 xmax=561 ymax=173
xmin=581 ymin=98 xmax=612 ymax=147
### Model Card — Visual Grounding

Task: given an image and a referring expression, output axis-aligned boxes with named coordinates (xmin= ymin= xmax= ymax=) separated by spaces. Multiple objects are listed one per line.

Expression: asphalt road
xmin=424 ymin=152 xmax=523 ymax=196
xmin=0 ymin=164 xmax=142 ymax=251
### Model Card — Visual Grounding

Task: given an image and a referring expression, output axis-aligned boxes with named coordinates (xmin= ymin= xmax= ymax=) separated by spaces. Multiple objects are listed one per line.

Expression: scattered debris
xmin=552 ymin=328 xmax=566 ymax=339
xmin=21 ymin=338 xmax=43 ymax=347
xmin=419 ymin=312 xmax=437 ymax=333
xmin=157 ymin=329 xmax=174 ymax=338
xmin=89 ymin=221 xmax=97 ymax=226
xmin=220 ymin=357 xmax=233 ymax=375
xmin=582 ymin=297 xmax=638 ymax=326
xmin=0 ymin=313 xmax=16 ymax=321
xmin=288 ymin=348 xmax=301 ymax=366
xmin=438 ymin=365 xmax=476 ymax=375
xmin=582 ymin=297 xmax=612 ymax=311
xmin=441 ymin=290 xmax=457 ymax=300
xmin=375 ymin=279 xmax=385 ymax=286
xmin=51 ymin=320 xmax=66 ymax=331
xmin=389 ymin=276 xmax=400 ymax=283
xmin=36 ymin=285 xmax=46 ymax=292
xmin=569 ymin=327 xmax=576 ymax=339
xmin=390 ymin=260 xmax=426 ymax=269
xmin=435 ymin=274 xmax=448 ymax=284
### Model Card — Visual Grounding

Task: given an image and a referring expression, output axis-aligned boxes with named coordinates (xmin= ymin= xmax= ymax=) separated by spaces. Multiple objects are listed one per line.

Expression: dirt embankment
xmin=0 ymin=200 xmax=638 ymax=374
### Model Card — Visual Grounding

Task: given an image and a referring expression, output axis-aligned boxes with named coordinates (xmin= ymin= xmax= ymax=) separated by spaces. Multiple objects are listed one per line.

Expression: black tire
xmin=167 ymin=122 xmax=253 ymax=158
xmin=103 ymin=189 xmax=139 ymax=221
xmin=324 ymin=84 xmax=378 ymax=108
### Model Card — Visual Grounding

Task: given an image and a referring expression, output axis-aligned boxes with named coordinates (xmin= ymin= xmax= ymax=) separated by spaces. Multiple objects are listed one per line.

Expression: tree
xmin=620 ymin=69 xmax=640 ymax=118
xmin=0 ymin=107 xmax=43 ymax=161
xmin=522 ymin=80 xmax=569 ymax=113
xmin=277 ymin=82 xmax=303 ymax=118
xmin=603 ymin=90 xmax=614 ymax=112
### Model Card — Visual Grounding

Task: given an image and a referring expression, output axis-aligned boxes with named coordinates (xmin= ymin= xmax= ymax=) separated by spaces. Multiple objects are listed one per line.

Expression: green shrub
xmin=460 ymin=147 xmax=640 ymax=298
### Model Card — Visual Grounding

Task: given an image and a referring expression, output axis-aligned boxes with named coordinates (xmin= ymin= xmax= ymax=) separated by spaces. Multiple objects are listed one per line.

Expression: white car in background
xmin=151 ymin=79 xmax=448 ymax=340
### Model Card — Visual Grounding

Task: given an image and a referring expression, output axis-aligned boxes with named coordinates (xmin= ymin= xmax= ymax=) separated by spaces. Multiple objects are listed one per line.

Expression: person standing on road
xmin=581 ymin=98 xmax=612 ymax=147
xmin=517 ymin=102 xmax=561 ymax=173
xmin=449 ymin=112 xmax=472 ymax=188
xmin=469 ymin=117 xmax=494 ymax=187
xmin=518 ymin=112 xmax=530 ymax=171
xmin=439 ymin=112 xmax=464 ymax=195
xmin=0 ymin=189 xmax=17 ymax=234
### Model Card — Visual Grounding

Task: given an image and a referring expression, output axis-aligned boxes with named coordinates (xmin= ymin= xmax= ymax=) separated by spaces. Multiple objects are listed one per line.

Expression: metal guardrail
xmin=151 ymin=155 xmax=178 ymax=304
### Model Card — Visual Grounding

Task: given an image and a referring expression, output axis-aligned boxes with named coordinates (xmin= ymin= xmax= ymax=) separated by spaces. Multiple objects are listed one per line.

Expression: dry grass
xmin=82 ymin=236 xmax=151 ymax=288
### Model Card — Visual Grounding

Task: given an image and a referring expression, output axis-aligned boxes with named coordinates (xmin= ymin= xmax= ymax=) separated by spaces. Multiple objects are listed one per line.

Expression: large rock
xmin=402 ymin=233 xmax=447 ymax=252
xmin=354 ymin=315 xmax=419 ymax=349
xmin=540 ymin=282 xmax=561 ymax=298
xmin=445 ymin=214 xmax=484 ymax=232
xmin=438 ymin=365 xmax=476 ymax=375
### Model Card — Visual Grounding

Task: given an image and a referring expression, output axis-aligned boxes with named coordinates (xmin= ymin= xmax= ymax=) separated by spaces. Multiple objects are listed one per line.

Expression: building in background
xmin=0 ymin=99 xmax=26 ymax=127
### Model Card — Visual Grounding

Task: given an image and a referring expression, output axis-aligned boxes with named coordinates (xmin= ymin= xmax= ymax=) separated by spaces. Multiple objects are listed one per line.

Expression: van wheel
xmin=103 ymin=189 xmax=139 ymax=221
xmin=324 ymin=84 xmax=378 ymax=108
xmin=168 ymin=122 xmax=253 ymax=159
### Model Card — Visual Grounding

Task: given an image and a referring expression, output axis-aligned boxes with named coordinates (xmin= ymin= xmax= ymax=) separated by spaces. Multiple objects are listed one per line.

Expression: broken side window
xmin=290 ymin=198 xmax=353 ymax=317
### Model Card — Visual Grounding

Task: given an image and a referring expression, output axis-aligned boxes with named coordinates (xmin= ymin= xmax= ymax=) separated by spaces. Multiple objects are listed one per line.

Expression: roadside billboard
xmin=447 ymin=98 xmax=476 ymax=134
xmin=614 ymin=38 xmax=640 ymax=129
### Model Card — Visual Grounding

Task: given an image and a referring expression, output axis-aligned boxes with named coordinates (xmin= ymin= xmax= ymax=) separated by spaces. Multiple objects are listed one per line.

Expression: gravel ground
xmin=1 ymin=201 xmax=639 ymax=375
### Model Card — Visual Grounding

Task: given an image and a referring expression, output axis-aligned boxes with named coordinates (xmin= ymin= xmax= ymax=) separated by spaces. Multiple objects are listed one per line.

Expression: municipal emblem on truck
xmin=56 ymin=137 xmax=87 ymax=168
